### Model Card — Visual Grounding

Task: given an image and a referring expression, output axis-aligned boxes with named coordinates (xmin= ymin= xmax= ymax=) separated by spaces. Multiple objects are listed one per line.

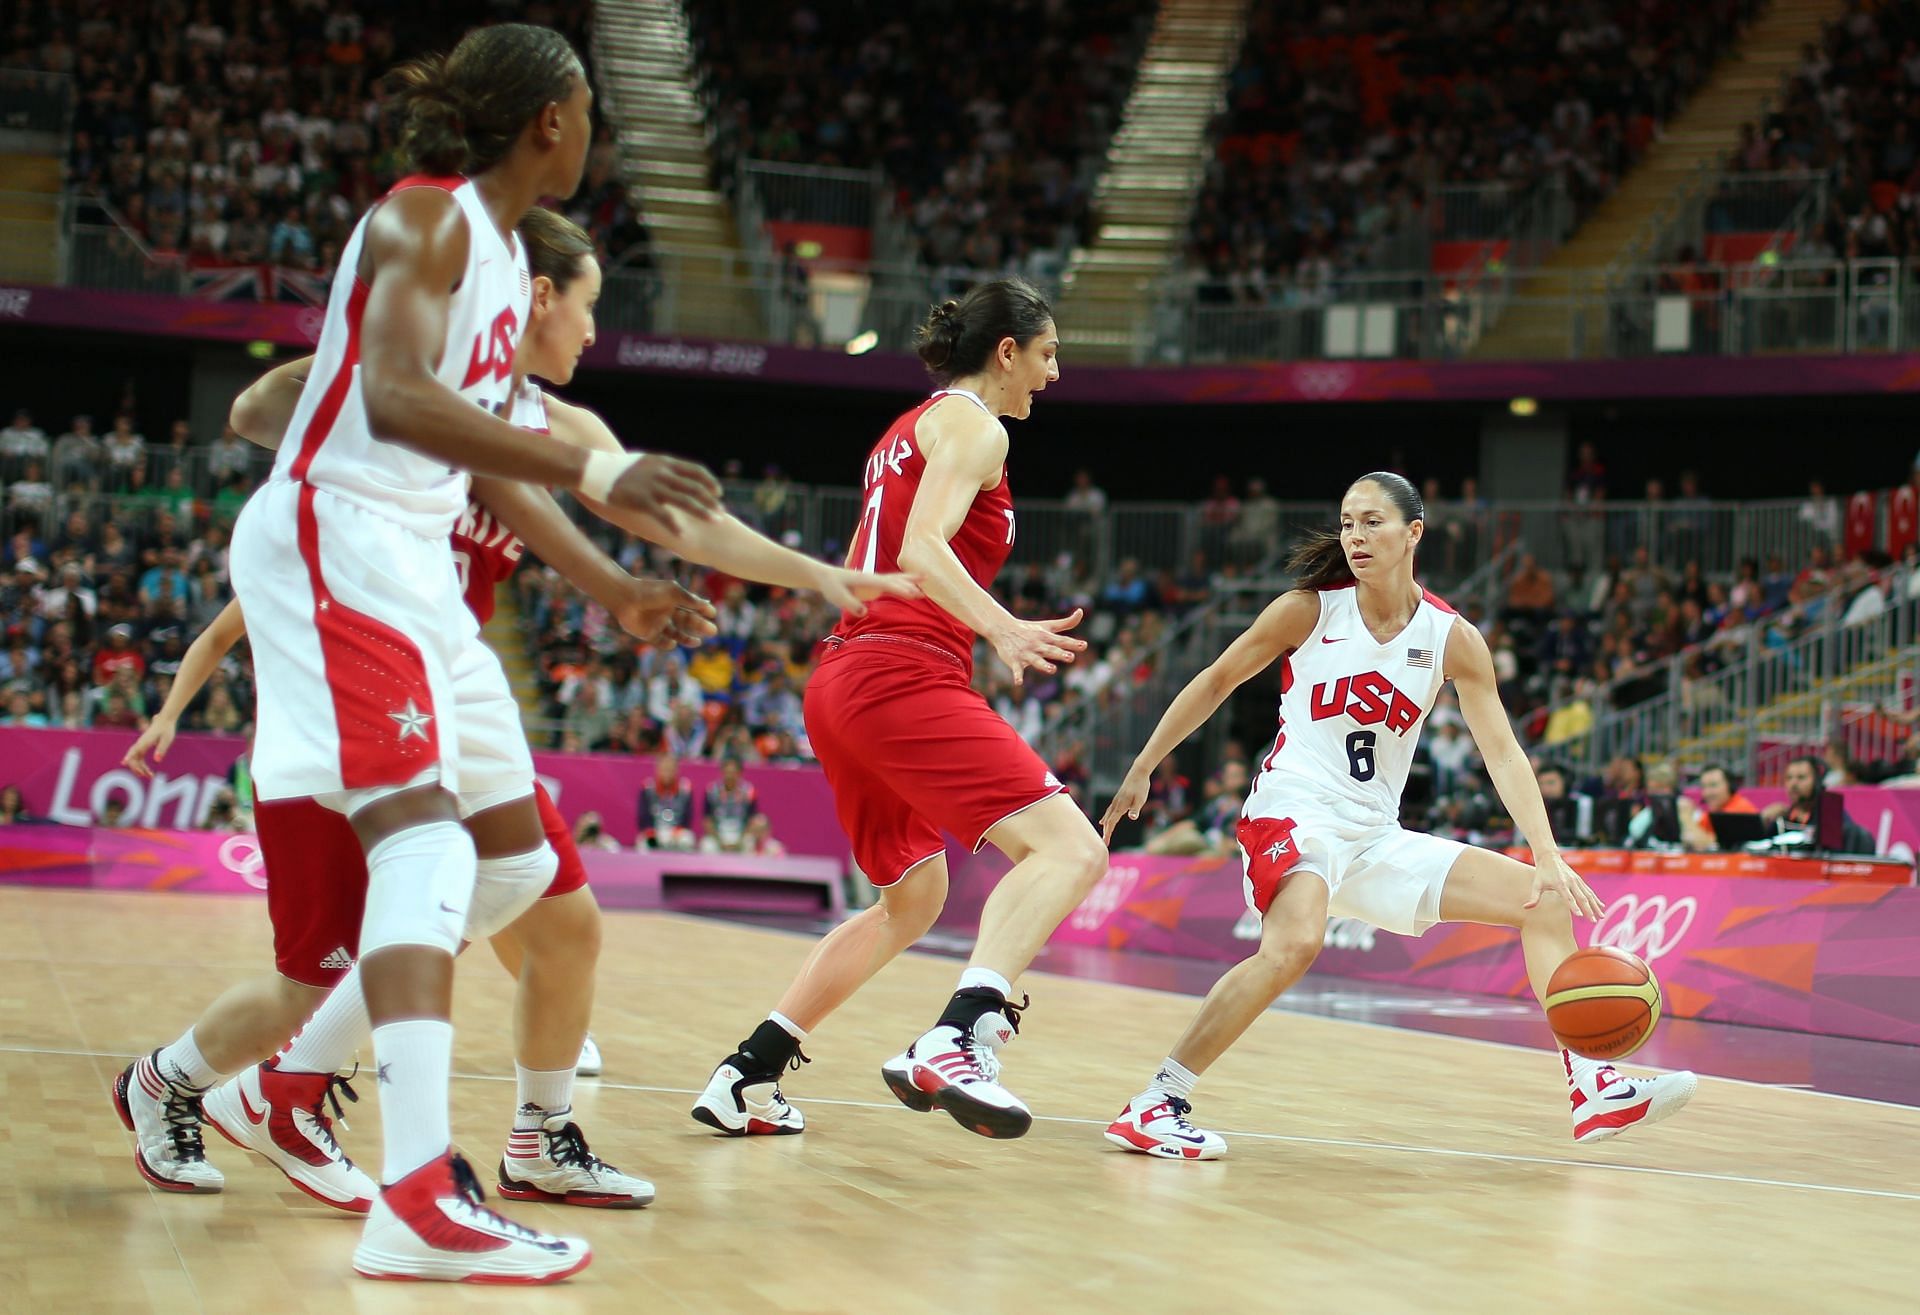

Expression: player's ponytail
xmin=1287 ymin=471 xmax=1426 ymax=590
xmin=914 ymin=278 xmax=1053 ymax=385
xmin=392 ymin=25 xmax=582 ymax=176
xmin=519 ymin=206 xmax=595 ymax=293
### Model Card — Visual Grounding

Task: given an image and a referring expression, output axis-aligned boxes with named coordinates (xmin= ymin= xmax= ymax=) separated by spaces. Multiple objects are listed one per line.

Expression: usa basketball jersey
xmin=831 ymin=388 xmax=1015 ymax=667
xmin=274 ymin=174 xmax=530 ymax=539
xmin=449 ymin=381 xmax=546 ymax=623
xmin=1253 ymin=585 xmax=1458 ymax=823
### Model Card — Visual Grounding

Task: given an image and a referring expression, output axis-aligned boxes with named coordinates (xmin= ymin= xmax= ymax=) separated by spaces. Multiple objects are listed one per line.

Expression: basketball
xmin=1544 ymin=947 xmax=1663 ymax=1060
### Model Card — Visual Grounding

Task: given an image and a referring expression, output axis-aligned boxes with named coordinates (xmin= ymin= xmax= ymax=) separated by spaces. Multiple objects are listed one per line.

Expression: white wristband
xmin=579 ymin=449 xmax=644 ymax=503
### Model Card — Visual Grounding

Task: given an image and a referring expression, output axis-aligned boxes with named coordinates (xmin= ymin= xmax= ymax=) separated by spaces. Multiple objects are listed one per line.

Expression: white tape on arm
xmin=579 ymin=449 xmax=644 ymax=504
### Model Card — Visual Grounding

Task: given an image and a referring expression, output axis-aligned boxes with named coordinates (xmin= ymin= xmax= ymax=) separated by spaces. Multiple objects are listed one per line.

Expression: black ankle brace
xmin=737 ymin=1019 xmax=801 ymax=1075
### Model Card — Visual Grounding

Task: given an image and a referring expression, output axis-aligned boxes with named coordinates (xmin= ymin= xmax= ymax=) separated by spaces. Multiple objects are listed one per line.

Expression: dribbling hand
xmin=1528 ymin=851 xmax=1605 ymax=921
xmin=607 ymin=454 xmax=725 ymax=532
xmin=817 ymin=567 xmax=921 ymax=616
xmin=122 ymin=716 xmax=179 ymax=779
xmin=613 ymin=578 xmax=718 ymax=647
xmin=1098 ymin=769 xmax=1150 ymax=846
xmin=990 ymin=607 xmax=1086 ymax=687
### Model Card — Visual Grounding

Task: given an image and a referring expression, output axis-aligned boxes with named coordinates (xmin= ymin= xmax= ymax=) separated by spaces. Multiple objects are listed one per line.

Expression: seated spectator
xmin=701 ymin=756 xmax=760 ymax=853
xmin=1537 ymin=764 xmax=1594 ymax=847
xmin=1625 ymin=761 xmax=1684 ymax=849
xmin=1681 ymin=763 xmax=1758 ymax=851
xmin=0 ymin=410 xmax=49 ymax=470
xmin=1762 ymin=755 xmax=1876 ymax=854
xmin=740 ymin=812 xmax=786 ymax=857
xmin=573 ymin=811 xmax=622 ymax=853
xmin=638 ymin=752 xmax=698 ymax=851
xmin=663 ymin=699 xmax=709 ymax=759
xmin=1142 ymin=760 xmax=1248 ymax=856
xmin=0 ymin=783 xmax=35 ymax=824
xmin=1504 ymin=554 xmax=1555 ymax=623
xmin=7 ymin=461 xmax=52 ymax=517
xmin=1428 ymin=719 xmax=1477 ymax=797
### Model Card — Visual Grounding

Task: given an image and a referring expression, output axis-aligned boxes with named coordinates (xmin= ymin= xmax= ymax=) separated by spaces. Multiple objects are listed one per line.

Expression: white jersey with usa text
xmin=1252 ymin=585 xmax=1459 ymax=824
xmin=272 ymin=174 xmax=530 ymax=540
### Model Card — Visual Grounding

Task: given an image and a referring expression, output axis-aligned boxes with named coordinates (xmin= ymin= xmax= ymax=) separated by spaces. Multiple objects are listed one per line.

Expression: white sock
xmin=957 ymin=966 xmax=1013 ymax=999
xmin=371 ymin=1019 xmax=453 ymax=1183
xmin=279 ymin=966 xmax=370 ymax=1074
xmin=769 ymin=1010 xmax=808 ymax=1041
xmin=1148 ymin=1056 xmax=1199 ymax=1101
xmin=155 ymin=1028 xmax=222 ymax=1091
xmin=1562 ymin=1048 xmax=1604 ymax=1086
xmin=514 ymin=1063 xmax=575 ymax=1129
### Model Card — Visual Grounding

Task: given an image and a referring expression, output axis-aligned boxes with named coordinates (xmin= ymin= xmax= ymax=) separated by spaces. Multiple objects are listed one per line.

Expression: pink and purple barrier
xmin=0 ymin=824 xmax=845 ymax=916
xmin=938 ymin=850 xmax=1920 ymax=1045
xmin=0 ymin=727 xmax=850 ymax=861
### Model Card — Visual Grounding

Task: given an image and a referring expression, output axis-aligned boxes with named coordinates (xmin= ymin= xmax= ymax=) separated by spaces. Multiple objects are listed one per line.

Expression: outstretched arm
xmin=547 ymin=397 xmax=918 ymax=616
xmin=1099 ymin=590 xmax=1320 ymax=843
xmin=123 ymin=600 xmax=248 ymax=776
xmin=1449 ymin=617 xmax=1604 ymax=919
xmin=470 ymin=476 xmax=716 ymax=647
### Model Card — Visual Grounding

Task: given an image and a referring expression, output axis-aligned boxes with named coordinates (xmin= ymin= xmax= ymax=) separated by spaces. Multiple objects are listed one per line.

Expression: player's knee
xmin=1255 ymin=919 xmax=1322 ymax=977
xmin=465 ymin=843 xmax=559 ymax=941
xmin=361 ymin=820 xmax=477 ymax=957
xmin=273 ymin=976 xmax=328 ymax=1032
xmin=1052 ymin=829 xmax=1111 ymax=894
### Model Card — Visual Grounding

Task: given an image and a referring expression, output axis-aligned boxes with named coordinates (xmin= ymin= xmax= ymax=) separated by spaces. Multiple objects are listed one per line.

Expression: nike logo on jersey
xmin=1320 ymin=636 xmax=1347 ymax=644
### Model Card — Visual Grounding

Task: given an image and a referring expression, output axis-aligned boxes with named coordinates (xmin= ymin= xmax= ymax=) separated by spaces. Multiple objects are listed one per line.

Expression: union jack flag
xmin=1407 ymin=648 xmax=1433 ymax=668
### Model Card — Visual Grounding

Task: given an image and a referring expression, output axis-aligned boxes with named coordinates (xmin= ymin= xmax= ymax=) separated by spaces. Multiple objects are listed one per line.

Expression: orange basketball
xmin=1544 ymin=946 xmax=1662 ymax=1060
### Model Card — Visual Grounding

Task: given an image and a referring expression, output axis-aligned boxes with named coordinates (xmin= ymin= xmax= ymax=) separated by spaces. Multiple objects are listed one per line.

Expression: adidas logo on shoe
xmin=319 ymin=947 xmax=354 ymax=970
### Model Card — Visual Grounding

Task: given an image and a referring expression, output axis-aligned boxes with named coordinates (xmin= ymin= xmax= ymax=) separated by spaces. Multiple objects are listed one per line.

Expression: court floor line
xmin=12 ymin=1042 xmax=1914 ymax=1205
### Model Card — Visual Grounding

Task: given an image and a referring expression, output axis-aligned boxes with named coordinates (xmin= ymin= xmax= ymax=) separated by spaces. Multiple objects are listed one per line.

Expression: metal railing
xmin=1569 ymin=585 xmax=1920 ymax=784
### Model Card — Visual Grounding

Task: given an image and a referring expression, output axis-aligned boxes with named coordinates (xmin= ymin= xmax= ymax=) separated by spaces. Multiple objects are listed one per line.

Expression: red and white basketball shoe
xmin=496 ymin=1110 xmax=654 ymax=1208
xmin=1568 ymin=1056 xmax=1699 ymax=1143
xmin=201 ymin=1059 xmax=376 ymax=1213
xmin=1104 ymin=1094 xmax=1228 ymax=1160
xmin=881 ymin=1007 xmax=1031 ymax=1140
xmin=690 ymin=1057 xmax=806 ymax=1135
xmin=352 ymin=1152 xmax=590 ymax=1284
xmin=111 ymin=1052 xmax=224 ymax=1193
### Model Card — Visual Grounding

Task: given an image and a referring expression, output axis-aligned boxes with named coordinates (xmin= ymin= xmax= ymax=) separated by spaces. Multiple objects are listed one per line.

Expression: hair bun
xmin=915 ymin=299 xmax=963 ymax=370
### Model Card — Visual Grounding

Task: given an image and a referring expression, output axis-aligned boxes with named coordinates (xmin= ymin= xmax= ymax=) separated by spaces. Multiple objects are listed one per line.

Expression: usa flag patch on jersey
xmin=1407 ymin=648 xmax=1433 ymax=668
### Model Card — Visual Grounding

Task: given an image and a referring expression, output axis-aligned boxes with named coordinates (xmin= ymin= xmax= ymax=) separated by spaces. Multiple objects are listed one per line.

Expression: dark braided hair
xmin=391 ymin=25 xmax=583 ymax=176
xmin=1287 ymin=472 xmax=1425 ymax=590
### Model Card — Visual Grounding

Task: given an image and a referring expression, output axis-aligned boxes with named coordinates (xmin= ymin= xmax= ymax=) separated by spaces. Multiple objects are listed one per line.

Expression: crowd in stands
xmin=689 ymin=0 xmax=1153 ymax=280
xmin=2 ymin=0 xmax=648 ymax=287
xmin=1189 ymin=0 xmax=1759 ymax=306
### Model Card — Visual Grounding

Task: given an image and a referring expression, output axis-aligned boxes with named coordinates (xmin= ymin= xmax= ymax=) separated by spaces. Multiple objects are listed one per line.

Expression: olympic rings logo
xmin=218 ymin=835 xmax=269 ymax=891
xmin=1589 ymin=893 xmax=1697 ymax=962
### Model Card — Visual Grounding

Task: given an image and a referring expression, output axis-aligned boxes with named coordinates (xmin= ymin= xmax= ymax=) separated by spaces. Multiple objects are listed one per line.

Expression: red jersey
xmin=832 ymin=389 xmax=1014 ymax=668
xmin=449 ymin=382 xmax=547 ymax=623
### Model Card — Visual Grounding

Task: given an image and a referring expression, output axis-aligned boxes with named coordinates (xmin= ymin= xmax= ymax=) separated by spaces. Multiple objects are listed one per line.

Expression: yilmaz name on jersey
xmin=616 ymin=337 xmax=768 ymax=376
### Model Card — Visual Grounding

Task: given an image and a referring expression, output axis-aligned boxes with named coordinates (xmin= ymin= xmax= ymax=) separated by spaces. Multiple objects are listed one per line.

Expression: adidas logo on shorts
xmin=319 ymin=947 xmax=354 ymax=970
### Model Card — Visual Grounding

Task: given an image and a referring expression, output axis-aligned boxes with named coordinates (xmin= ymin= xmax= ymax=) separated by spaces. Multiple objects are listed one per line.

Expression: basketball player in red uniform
xmin=120 ymin=206 xmax=912 ymax=1212
xmin=1095 ymin=473 xmax=1696 ymax=1160
xmin=694 ymin=279 xmax=1116 ymax=1141
xmin=110 ymin=26 xmax=729 ymax=1284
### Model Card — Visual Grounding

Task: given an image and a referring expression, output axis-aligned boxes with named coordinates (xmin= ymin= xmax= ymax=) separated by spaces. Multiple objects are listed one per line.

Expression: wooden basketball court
xmin=4 ymin=886 xmax=1915 ymax=1312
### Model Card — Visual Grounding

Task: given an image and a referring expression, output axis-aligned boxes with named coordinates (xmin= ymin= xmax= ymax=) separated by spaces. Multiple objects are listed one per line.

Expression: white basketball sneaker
xmin=574 ymin=1033 xmax=602 ymax=1077
xmin=882 ymin=1001 xmax=1031 ymax=1140
xmin=201 ymin=1059 xmax=377 ymax=1213
xmin=690 ymin=1057 xmax=806 ymax=1135
xmin=1104 ymin=1094 xmax=1228 ymax=1160
xmin=111 ymin=1052 xmax=224 ymax=1194
xmin=496 ymin=1109 xmax=654 ymax=1208
xmin=352 ymin=1152 xmax=590 ymax=1284
xmin=1566 ymin=1053 xmax=1699 ymax=1143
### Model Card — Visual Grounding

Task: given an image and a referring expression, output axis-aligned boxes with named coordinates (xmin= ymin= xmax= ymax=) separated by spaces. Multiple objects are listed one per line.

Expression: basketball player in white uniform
xmin=1097 ymin=473 xmax=1697 ymax=1159
xmin=138 ymin=24 xmax=717 ymax=1284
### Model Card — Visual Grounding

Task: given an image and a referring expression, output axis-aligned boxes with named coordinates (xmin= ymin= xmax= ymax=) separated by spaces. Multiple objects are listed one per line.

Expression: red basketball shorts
xmin=257 ymin=783 xmax=589 ymax=986
xmin=535 ymin=780 xmax=588 ymax=899
xmin=803 ymin=639 xmax=1063 ymax=887
xmin=255 ymin=796 xmax=368 ymax=988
